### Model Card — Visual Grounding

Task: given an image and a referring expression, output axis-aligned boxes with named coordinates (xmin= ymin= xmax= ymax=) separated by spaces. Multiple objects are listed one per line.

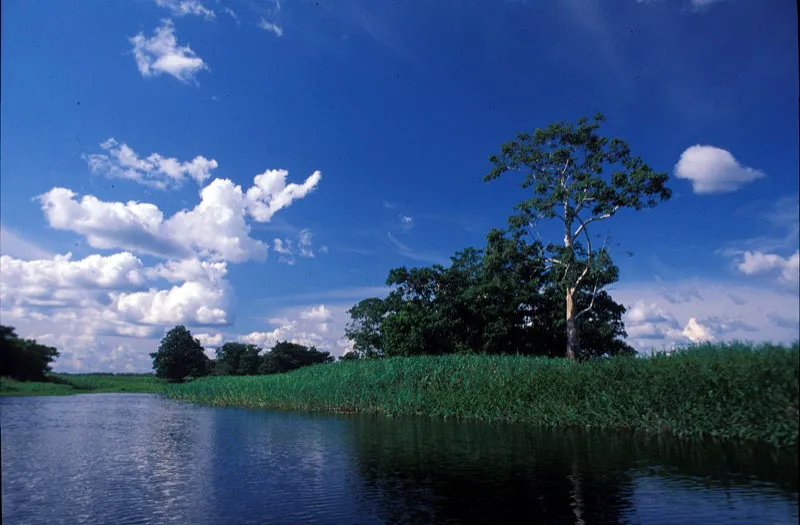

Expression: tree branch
xmin=572 ymin=206 xmax=618 ymax=242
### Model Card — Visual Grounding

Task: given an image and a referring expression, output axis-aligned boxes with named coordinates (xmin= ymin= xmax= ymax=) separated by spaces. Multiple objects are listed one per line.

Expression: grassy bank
xmin=1 ymin=374 xmax=166 ymax=396
xmin=167 ymin=342 xmax=800 ymax=446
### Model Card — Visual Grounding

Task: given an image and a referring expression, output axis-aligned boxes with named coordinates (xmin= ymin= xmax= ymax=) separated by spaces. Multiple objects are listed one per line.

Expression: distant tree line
xmin=150 ymin=325 xmax=335 ymax=382
xmin=345 ymin=114 xmax=670 ymax=361
xmin=0 ymin=325 xmax=60 ymax=381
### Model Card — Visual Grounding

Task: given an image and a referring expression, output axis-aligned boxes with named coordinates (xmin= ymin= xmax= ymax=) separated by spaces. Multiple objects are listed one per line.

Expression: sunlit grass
xmin=1 ymin=374 xmax=166 ymax=396
xmin=167 ymin=341 xmax=800 ymax=446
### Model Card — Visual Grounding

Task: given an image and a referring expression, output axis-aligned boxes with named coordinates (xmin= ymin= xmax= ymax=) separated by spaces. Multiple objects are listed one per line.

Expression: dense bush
xmin=0 ymin=325 xmax=60 ymax=381
xmin=150 ymin=326 xmax=211 ymax=382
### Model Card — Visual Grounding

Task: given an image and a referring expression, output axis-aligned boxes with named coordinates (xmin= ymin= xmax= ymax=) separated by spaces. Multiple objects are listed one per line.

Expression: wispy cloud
xmin=386 ymin=231 xmax=450 ymax=266
xmin=154 ymin=0 xmax=215 ymax=20
xmin=130 ymin=19 xmax=209 ymax=84
xmin=223 ymin=7 xmax=240 ymax=25
xmin=259 ymin=19 xmax=283 ymax=37
xmin=0 ymin=226 xmax=53 ymax=260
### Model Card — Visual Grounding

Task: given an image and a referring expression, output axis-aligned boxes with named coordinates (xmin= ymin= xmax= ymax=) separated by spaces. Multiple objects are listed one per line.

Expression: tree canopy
xmin=150 ymin=326 xmax=211 ymax=382
xmin=345 ymin=226 xmax=633 ymax=360
xmin=0 ymin=325 xmax=60 ymax=381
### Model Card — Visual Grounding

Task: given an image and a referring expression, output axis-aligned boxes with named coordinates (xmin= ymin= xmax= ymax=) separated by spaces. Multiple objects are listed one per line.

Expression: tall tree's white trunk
xmin=566 ymin=288 xmax=579 ymax=361
xmin=564 ymin=202 xmax=579 ymax=361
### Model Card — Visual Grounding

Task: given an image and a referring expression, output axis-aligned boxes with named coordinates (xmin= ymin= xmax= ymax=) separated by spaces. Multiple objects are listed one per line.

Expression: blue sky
xmin=1 ymin=0 xmax=797 ymax=372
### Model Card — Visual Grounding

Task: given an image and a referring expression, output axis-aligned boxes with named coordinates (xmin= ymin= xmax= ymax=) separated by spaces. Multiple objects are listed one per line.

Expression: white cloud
xmin=259 ymin=19 xmax=283 ymax=37
xmin=298 ymin=229 xmax=314 ymax=258
xmin=130 ymin=19 xmax=209 ymax=83
xmin=273 ymin=227 xmax=322 ymax=264
xmin=0 ymin=252 xmax=146 ymax=306
xmin=0 ymin=226 xmax=53 ymax=260
xmin=37 ymin=187 xmax=192 ymax=259
xmin=736 ymin=250 xmax=799 ymax=286
xmin=273 ymin=238 xmax=293 ymax=254
xmin=241 ymin=303 xmax=353 ymax=355
xmin=614 ymin=279 xmax=799 ymax=353
xmin=154 ymin=0 xmax=215 ymax=20
xmin=299 ymin=304 xmax=332 ymax=322
xmin=195 ymin=332 xmax=223 ymax=348
xmin=682 ymin=317 xmax=714 ymax=342
xmin=38 ymin=169 xmax=321 ymax=263
xmin=674 ymin=145 xmax=765 ymax=194
xmin=246 ymin=169 xmax=322 ymax=222
xmin=113 ymin=279 xmax=231 ymax=326
xmin=86 ymin=138 xmax=218 ymax=189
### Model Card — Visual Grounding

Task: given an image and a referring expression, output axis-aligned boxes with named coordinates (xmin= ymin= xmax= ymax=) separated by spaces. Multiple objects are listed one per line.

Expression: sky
xmin=1 ymin=0 xmax=798 ymax=372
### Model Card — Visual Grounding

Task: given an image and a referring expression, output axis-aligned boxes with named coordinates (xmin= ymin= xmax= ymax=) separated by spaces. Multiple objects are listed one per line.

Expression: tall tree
xmin=485 ymin=114 xmax=670 ymax=360
xmin=150 ymin=326 xmax=210 ymax=382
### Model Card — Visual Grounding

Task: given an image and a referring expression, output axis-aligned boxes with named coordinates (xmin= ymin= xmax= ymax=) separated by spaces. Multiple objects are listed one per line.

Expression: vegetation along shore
xmin=167 ymin=341 xmax=799 ymax=447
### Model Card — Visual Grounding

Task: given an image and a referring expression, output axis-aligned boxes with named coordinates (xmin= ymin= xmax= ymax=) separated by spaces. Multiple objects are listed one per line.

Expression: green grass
xmin=1 ymin=373 xmax=167 ymax=396
xmin=167 ymin=341 xmax=800 ymax=447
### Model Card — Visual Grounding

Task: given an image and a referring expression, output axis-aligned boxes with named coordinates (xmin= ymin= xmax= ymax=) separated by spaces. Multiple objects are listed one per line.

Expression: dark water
xmin=1 ymin=395 xmax=797 ymax=524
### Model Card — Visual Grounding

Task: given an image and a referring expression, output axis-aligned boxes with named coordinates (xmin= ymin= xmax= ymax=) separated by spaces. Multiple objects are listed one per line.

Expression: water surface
xmin=2 ymin=394 xmax=797 ymax=524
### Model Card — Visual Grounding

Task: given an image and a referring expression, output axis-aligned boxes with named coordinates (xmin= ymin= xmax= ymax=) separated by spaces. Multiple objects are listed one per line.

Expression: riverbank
xmin=0 ymin=374 xmax=166 ymax=396
xmin=167 ymin=341 xmax=799 ymax=447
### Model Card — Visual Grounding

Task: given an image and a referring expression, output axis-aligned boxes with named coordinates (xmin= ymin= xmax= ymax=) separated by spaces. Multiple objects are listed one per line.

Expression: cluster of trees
xmin=345 ymin=114 xmax=670 ymax=361
xmin=150 ymin=325 xmax=334 ymax=382
xmin=0 ymin=325 xmax=60 ymax=381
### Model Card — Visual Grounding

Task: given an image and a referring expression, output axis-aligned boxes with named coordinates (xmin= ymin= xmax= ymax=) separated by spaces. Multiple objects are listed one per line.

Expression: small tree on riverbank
xmin=150 ymin=326 xmax=210 ymax=382
xmin=0 ymin=325 xmax=60 ymax=381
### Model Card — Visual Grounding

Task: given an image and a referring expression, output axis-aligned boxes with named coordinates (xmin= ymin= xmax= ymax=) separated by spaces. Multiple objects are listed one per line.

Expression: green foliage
xmin=150 ymin=325 xmax=211 ymax=382
xmin=344 ymin=227 xmax=632 ymax=359
xmin=260 ymin=341 xmax=334 ymax=374
xmin=344 ymin=298 xmax=389 ymax=358
xmin=214 ymin=342 xmax=261 ymax=376
xmin=485 ymin=114 xmax=670 ymax=358
xmin=0 ymin=325 xmax=60 ymax=381
xmin=167 ymin=341 xmax=800 ymax=447
xmin=339 ymin=351 xmax=360 ymax=361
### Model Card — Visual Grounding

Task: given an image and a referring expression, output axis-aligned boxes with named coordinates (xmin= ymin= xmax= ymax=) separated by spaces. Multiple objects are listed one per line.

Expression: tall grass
xmin=167 ymin=341 xmax=800 ymax=446
xmin=0 ymin=374 xmax=166 ymax=396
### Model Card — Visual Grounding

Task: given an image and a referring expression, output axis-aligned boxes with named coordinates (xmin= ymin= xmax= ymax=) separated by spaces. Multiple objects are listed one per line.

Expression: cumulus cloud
xmin=194 ymin=332 xmax=223 ymax=348
xmin=614 ymin=280 xmax=799 ymax=353
xmin=86 ymin=138 xmax=218 ymax=189
xmin=674 ymin=145 xmax=765 ymax=194
xmin=682 ymin=317 xmax=714 ymax=343
xmin=130 ymin=19 xmax=208 ymax=83
xmin=246 ymin=169 xmax=322 ymax=222
xmin=154 ymin=0 xmax=215 ymax=20
xmin=37 ymin=187 xmax=191 ymax=259
xmin=241 ymin=303 xmax=352 ymax=355
xmin=259 ymin=19 xmax=283 ymax=37
xmin=38 ymin=169 xmax=321 ymax=263
xmin=736 ymin=250 xmax=799 ymax=286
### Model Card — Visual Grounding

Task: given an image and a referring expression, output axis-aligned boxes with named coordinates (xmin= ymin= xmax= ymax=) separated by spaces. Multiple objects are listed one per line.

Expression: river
xmin=1 ymin=394 xmax=797 ymax=524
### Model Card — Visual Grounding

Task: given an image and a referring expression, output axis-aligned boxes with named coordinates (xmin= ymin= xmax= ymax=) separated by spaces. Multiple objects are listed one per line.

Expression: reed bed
xmin=166 ymin=341 xmax=799 ymax=446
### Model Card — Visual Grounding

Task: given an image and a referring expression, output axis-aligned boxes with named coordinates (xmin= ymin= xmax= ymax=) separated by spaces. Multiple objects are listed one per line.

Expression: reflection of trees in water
xmin=348 ymin=415 xmax=798 ymax=524
xmin=349 ymin=416 xmax=636 ymax=524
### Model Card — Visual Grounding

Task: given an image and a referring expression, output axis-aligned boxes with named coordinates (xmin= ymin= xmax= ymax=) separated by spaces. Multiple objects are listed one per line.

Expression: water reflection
xmin=2 ymin=395 xmax=797 ymax=525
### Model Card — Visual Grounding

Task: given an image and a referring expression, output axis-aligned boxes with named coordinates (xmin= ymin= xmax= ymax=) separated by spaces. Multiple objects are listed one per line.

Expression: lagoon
xmin=2 ymin=394 xmax=797 ymax=524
